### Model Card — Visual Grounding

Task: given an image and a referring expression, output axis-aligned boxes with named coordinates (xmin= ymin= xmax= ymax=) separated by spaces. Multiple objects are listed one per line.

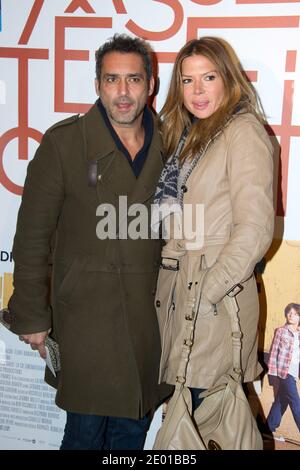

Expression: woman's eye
xmin=182 ymin=78 xmax=192 ymax=84
xmin=204 ymin=74 xmax=216 ymax=81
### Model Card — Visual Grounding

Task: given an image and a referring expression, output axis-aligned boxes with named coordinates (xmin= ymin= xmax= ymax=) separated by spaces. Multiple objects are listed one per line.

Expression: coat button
xmin=181 ymin=184 xmax=188 ymax=193
xmin=156 ymin=300 xmax=161 ymax=308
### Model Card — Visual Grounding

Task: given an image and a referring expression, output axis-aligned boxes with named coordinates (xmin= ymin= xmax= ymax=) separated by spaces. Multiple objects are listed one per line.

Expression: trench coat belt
xmin=162 ymin=236 xmax=229 ymax=262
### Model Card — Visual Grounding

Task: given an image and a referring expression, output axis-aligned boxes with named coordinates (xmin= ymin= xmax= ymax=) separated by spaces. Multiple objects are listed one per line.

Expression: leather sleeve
xmin=203 ymin=118 xmax=274 ymax=304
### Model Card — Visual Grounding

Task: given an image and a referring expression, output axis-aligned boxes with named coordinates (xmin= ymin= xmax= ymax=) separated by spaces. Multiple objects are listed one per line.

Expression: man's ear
xmin=148 ymin=76 xmax=155 ymax=97
xmin=95 ymin=79 xmax=100 ymax=96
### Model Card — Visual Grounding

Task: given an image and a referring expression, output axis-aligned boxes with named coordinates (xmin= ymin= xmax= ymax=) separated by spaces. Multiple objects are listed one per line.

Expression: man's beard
xmin=108 ymin=98 xmax=143 ymax=126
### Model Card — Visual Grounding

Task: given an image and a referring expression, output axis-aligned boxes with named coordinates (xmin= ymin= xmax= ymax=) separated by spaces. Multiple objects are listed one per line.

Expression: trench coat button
xmin=156 ymin=300 xmax=161 ymax=308
xmin=97 ymin=174 xmax=102 ymax=181
xmin=181 ymin=184 xmax=188 ymax=193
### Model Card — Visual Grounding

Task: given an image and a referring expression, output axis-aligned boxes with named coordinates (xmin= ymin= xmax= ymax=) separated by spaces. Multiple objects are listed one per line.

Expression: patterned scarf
xmin=154 ymin=113 xmax=238 ymax=210
xmin=153 ymin=127 xmax=188 ymax=208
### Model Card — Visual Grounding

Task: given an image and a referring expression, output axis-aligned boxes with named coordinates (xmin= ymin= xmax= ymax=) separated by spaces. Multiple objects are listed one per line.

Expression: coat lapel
xmin=79 ymin=104 xmax=126 ymax=205
xmin=128 ymin=115 xmax=164 ymax=206
xmin=80 ymin=104 xmax=164 ymax=206
xmin=80 ymin=103 xmax=115 ymax=162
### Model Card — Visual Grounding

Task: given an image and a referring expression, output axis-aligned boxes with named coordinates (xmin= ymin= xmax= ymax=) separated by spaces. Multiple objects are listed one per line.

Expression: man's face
xmin=95 ymin=51 xmax=154 ymax=129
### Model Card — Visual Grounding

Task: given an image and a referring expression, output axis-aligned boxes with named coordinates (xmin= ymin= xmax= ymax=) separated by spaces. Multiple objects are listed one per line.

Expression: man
xmin=8 ymin=34 xmax=171 ymax=450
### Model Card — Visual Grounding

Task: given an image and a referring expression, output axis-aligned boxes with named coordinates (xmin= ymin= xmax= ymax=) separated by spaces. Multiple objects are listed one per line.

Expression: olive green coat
xmin=9 ymin=103 xmax=171 ymax=419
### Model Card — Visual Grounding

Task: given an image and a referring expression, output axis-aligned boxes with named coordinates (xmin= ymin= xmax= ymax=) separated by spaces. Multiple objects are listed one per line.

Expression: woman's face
xmin=181 ymin=54 xmax=225 ymax=119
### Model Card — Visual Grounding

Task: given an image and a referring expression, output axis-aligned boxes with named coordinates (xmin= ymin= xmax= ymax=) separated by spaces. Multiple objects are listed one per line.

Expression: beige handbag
xmin=153 ymin=268 xmax=263 ymax=450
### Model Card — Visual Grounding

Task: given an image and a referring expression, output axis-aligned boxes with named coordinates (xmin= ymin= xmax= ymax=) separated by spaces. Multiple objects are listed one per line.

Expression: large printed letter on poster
xmin=0 ymin=0 xmax=300 ymax=450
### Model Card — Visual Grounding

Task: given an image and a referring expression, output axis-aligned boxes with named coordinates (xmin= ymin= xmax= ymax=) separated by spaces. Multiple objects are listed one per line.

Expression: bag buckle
xmin=226 ymin=283 xmax=243 ymax=297
xmin=176 ymin=375 xmax=186 ymax=384
xmin=160 ymin=257 xmax=179 ymax=271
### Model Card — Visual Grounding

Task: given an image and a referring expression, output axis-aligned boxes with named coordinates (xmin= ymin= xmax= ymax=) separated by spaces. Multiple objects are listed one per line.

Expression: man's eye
xmin=128 ymin=77 xmax=141 ymax=83
xmin=106 ymin=77 xmax=116 ymax=83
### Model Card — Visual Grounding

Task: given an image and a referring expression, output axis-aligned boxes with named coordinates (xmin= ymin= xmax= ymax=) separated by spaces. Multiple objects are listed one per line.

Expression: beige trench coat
xmin=155 ymin=113 xmax=274 ymax=389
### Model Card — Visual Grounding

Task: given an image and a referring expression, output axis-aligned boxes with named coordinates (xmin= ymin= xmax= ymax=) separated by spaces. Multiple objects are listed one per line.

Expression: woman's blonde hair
xmin=160 ymin=36 xmax=266 ymax=162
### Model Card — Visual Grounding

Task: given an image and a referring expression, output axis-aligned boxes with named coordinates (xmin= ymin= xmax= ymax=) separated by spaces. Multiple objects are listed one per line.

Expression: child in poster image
xmin=267 ymin=303 xmax=300 ymax=436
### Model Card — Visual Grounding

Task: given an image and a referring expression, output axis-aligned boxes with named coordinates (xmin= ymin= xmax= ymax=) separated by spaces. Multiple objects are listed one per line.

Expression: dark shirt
xmin=97 ymin=98 xmax=154 ymax=178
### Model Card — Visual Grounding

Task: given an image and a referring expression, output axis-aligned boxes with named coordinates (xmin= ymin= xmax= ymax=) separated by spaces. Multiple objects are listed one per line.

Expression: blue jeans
xmin=60 ymin=411 xmax=151 ymax=450
xmin=267 ymin=374 xmax=300 ymax=432
xmin=190 ymin=387 xmax=206 ymax=412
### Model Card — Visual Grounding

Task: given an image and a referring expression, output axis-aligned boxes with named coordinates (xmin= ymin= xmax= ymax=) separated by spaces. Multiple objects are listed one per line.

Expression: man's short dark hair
xmin=284 ymin=303 xmax=300 ymax=317
xmin=95 ymin=34 xmax=153 ymax=84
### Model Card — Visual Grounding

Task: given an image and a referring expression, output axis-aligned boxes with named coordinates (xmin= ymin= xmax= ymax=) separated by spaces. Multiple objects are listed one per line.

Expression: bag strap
xmin=175 ymin=269 xmax=208 ymax=386
xmin=223 ymin=295 xmax=243 ymax=382
xmin=175 ymin=267 xmax=243 ymax=387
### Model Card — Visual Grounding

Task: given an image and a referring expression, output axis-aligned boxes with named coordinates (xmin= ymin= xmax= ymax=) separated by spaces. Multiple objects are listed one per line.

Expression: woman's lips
xmin=192 ymin=101 xmax=209 ymax=110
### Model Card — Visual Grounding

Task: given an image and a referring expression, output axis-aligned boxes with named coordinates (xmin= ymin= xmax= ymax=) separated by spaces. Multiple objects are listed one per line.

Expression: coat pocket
xmin=198 ymin=290 xmax=239 ymax=319
xmin=198 ymin=291 xmax=215 ymax=317
xmin=57 ymin=256 xmax=87 ymax=304
xmin=196 ymin=257 xmax=215 ymax=317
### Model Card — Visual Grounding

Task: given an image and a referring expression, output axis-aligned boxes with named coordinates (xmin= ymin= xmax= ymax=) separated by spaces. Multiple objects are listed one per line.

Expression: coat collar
xmin=80 ymin=102 xmax=116 ymax=162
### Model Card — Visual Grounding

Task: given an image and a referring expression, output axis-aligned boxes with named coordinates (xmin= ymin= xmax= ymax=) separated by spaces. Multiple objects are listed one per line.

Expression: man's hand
xmin=19 ymin=330 xmax=50 ymax=359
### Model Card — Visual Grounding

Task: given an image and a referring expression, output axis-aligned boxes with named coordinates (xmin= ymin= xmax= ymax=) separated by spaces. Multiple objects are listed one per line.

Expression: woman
xmin=153 ymin=37 xmax=274 ymax=411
